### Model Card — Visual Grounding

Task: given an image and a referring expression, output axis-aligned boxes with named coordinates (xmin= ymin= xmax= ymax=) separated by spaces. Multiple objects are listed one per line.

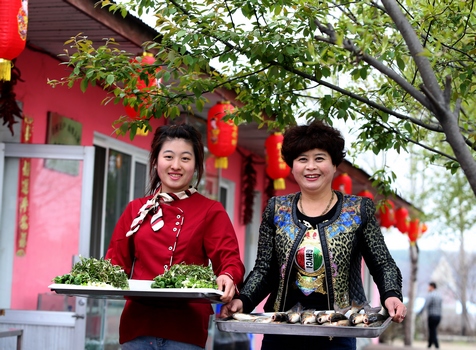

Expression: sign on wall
xmin=44 ymin=112 xmax=82 ymax=175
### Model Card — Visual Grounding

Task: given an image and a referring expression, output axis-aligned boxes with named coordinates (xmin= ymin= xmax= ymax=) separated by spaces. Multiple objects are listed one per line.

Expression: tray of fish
xmin=215 ymin=303 xmax=392 ymax=338
xmin=49 ymin=279 xmax=224 ymax=303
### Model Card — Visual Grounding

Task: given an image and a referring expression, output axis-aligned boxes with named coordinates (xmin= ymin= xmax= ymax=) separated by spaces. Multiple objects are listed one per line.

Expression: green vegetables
xmin=53 ymin=256 xmax=129 ymax=290
xmin=152 ymin=263 xmax=218 ymax=289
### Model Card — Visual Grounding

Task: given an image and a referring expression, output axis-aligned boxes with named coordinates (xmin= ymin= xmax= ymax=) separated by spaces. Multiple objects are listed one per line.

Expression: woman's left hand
xmin=216 ymin=274 xmax=236 ymax=303
xmin=385 ymin=296 xmax=407 ymax=323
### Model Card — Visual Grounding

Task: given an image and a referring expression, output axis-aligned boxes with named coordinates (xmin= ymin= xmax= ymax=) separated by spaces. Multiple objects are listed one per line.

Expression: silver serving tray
xmin=215 ymin=313 xmax=392 ymax=338
xmin=49 ymin=279 xmax=224 ymax=303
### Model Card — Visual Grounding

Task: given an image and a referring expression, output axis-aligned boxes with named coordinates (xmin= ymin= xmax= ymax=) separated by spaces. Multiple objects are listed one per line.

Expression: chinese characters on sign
xmin=16 ymin=117 xmax=33 ymax=256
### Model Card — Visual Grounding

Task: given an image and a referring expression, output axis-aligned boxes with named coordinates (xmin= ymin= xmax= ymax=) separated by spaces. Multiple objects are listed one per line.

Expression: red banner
xmin=16 ymin=117 xmax=33 ymax=256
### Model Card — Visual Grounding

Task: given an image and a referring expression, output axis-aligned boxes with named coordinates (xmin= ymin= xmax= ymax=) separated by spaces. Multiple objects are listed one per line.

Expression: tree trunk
xmin=404 ymin=243 xmax=419 ymax=346
xmin=459 ymin=232 xmax=468 ymax=335
xmin=382 ymin=0 xmax=476 ymax=196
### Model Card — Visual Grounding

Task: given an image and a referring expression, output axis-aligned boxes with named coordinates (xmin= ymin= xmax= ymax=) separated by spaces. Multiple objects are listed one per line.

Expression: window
xmin=89 ymin=133 xmax=148 ymax=258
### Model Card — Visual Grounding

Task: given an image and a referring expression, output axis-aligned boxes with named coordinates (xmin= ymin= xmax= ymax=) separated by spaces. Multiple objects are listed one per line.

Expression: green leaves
xmin=52 ymin=0 xmax=476 ymax=195
xmin=53 ymin=256 xmax=129 ymax=290
xmin=151 ymin=263 xmax=218 ymax=289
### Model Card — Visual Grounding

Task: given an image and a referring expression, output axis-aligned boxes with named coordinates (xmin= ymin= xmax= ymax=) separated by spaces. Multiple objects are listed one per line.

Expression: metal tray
xmin=49 ymin=279 xmax=224 ymax=303
xmin=215 ymin=313 xmax=392 ymax=338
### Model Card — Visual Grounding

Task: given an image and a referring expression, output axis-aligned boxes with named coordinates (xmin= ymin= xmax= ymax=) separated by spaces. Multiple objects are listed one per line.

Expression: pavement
xmin=364 ymin=339 xmax=475 ymax=350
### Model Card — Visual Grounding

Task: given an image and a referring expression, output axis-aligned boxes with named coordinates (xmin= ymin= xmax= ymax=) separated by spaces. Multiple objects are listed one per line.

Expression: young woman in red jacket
xmin=106 ymin=123 xmax=245 ymax=350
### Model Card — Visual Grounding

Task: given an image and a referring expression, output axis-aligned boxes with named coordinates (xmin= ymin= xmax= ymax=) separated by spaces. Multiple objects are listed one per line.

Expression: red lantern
xmin=421 ymin=223 xmax=428 ymax=234
xmin=332 ymin=173 xmax=352 ymax=194
xmin=124 ymin=53 xmax=159 ymax=120
xmin=0 ymin=0 xmax=28 ymax=81
xmin=357 ymin=189 xmax=374 ymax=200
xmin=265 ymin=133 xmax=291 ymax=190
xmin=408 ymin=218 xmax=421 ymax=243
xmin=395 ymin=207 xmax=409 ymax=234
xmin=207 ymin=101 xmax=238 ymax=169
xmin=378 ymin=199 xmax=396 ymax=228
xmin=123 ymin=53 xmax=159 ymax=136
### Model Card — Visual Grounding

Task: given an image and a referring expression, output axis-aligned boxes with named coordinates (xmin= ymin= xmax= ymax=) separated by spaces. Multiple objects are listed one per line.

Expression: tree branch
xmin=381 ymin=0 xmax=443 ymax=105
xmin=313 ymin=17 xmax=433 ymax=111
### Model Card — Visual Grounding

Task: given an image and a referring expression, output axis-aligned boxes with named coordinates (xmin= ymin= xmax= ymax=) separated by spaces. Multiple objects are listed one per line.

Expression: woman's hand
xmin=216 ymin=274 xmax=236 ymax=303
xmin=219 ymin=299 xmax=243 ymax=318
xmin=385 ymin=296 xmax=407 ymax=323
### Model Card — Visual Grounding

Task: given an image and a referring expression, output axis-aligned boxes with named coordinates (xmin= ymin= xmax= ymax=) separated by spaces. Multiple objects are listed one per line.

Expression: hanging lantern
xmin=265 ymin=133 xmax=291 ymax=190
xmin=0 ymin=0 xmax=28 ymax=81
xmin=124 ymin=54 xmax=158 ymax=118
xmin=123 ymin=53 xmax=159 ymax=136
xmin=357 ymin=189 xmax=374 ymax=201
xmin=395 ymin=207 xmax=409 ymax=234
xmin=332 ymin=173 xmax=352 ymax=194
xmin=207 ymin=101 xmax=238 ymax=169
xmin=378 ymin=199 xmax=396 ymax=228
xmin=421 ymin=222 xmax=428 ymax=234
xmin=408 ymin=218 xmax=421 ymax=244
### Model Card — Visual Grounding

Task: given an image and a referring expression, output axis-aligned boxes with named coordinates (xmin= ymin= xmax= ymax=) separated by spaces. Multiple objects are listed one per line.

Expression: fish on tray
xmin=232 ymin=313 xmax=273 ymax=323
xmin=272 ymin=302 xmax=303 ymax=323
xmin=228 ymin=301 xmax=387 ymax=328
xmin=300 ymin=309 xmax=317 ymax=324
xmin=346 ymin=301 xmax=386 ymax=326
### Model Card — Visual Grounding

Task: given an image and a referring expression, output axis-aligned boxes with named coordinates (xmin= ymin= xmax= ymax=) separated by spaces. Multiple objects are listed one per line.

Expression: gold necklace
xmin=299 ymin=191 xmax=335 ymax=217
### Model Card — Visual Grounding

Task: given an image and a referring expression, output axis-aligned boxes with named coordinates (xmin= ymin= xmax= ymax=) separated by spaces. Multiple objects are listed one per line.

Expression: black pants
xmin=428 ymin=315 xmax=441 ymax=348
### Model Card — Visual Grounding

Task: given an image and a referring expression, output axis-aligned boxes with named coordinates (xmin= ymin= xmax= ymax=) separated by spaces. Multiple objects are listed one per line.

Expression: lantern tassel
xmin=273 ymin=178 xmax=286 ymax=190
xmin=136 ymin=125 xmax=149 ymax=136
xmin=0 ymin=59 xmax=12 ymax=81
xmin=215 ymin=157 xmax=228 ymax=169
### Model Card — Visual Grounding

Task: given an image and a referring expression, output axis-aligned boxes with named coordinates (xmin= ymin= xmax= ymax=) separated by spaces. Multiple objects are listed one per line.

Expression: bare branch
xmin=381 ymin=0 xmax=443 ymax=102
xmin=313 ymin=17 xmax=433 ymax=111
xmin=279 ymin=62 xmax=443 ymax=132
xmin=419 ymin=84 xmax=446 ymax=115
xmin=454 ymin=98 xmax=462 ymax=120
xmin=444 ymin=75 xmax=452 ymax=106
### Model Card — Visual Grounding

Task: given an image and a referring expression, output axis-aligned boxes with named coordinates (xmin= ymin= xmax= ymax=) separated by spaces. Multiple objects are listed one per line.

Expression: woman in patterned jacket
xmin=220 ymin=120 xmax=406 ymax=350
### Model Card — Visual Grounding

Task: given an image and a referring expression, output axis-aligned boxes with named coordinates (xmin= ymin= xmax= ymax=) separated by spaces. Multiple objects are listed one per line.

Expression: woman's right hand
xmin=219 ymin=299 xmax=243 ymax=318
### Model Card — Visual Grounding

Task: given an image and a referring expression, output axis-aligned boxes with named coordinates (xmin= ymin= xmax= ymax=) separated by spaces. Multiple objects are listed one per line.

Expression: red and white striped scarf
xmin=126 ymin=187 xmax=197 ymax=237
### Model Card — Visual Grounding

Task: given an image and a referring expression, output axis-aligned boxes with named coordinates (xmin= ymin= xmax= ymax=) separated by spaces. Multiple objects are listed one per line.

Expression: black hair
xmin=147 ymin=123 xmax=204 ymax=194
xmin=281 ymin=120 xmax=346 ymax=168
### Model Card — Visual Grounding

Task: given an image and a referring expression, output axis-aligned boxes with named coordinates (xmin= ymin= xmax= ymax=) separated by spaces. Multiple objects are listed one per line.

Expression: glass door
xmin=0 ymin=143 xmax=94 ymax=350
xmin=86 ymin=134 xmax=149 ymax=349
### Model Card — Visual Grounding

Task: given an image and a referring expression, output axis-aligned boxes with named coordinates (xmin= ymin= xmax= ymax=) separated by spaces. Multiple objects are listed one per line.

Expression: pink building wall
xmin=15 ymin=47 xmax=162 ymax=148
xmin=9 ymin=48 xmax=165 ymax=309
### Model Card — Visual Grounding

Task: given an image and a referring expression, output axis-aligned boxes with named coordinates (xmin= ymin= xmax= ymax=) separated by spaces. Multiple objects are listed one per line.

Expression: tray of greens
xmin=49 ymin=260 xmax=224 ymax=303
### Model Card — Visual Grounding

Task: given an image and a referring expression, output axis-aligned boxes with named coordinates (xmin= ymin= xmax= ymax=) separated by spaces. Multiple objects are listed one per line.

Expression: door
xmin=0 ymin=143 xmax=94 ymax=350
xmin=85 ymin=133 xmax=149 ymax=349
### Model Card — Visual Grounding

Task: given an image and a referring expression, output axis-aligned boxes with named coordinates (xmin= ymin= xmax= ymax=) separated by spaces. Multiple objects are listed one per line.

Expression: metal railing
xmin=0 ymin=329 xmax=23 ymax=350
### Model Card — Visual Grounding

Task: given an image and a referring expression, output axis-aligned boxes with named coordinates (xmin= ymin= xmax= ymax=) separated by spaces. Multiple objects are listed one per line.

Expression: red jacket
xmin=106 ymin=192 xmax=245 ymax=347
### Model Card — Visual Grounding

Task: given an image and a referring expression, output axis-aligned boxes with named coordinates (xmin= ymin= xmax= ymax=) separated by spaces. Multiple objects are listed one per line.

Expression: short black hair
xmin=281 ymin=119 xmax=346 ymax=168
xmin=429 ymin=282 xmax=437 ymax=289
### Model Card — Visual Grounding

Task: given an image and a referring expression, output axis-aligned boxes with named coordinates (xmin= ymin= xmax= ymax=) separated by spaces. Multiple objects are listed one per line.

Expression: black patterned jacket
xmin=239 ymin=191 xmax=403 ymax=313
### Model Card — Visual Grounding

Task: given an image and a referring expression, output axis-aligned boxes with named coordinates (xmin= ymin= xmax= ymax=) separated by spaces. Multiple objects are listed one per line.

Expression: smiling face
xmin=292 ymin=148 xmax=336 ymax=194
xmin=156 ymin=138 xmax=196 ymax=193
